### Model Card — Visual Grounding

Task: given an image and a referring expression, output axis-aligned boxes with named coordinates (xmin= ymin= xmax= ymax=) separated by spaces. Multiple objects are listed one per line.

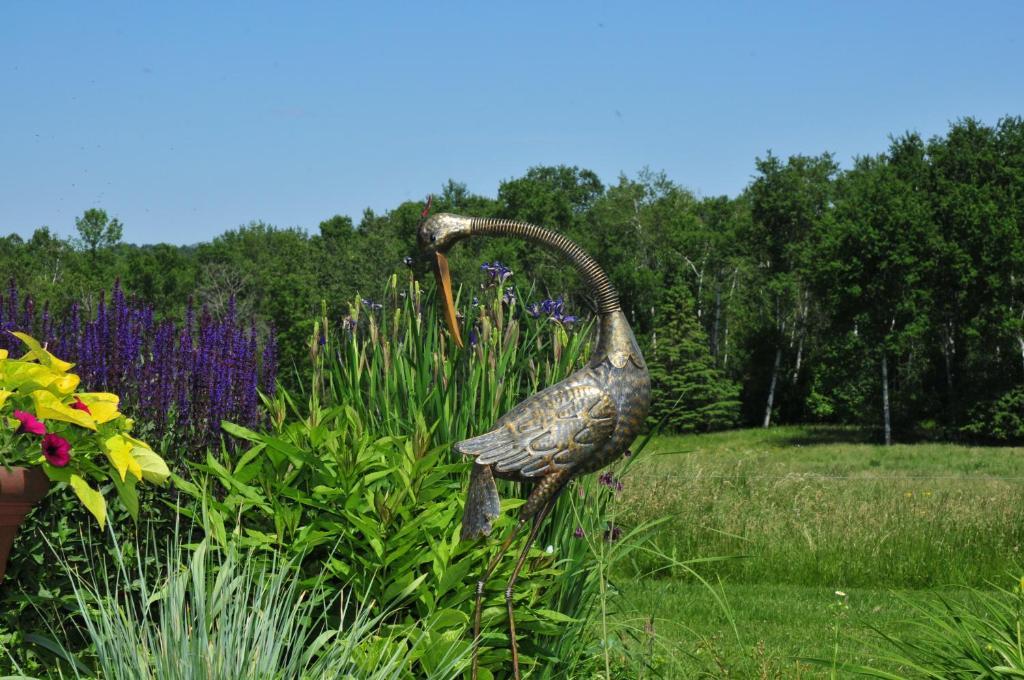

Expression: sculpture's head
xmin=418 ymin=212 xmax=472 ymax=348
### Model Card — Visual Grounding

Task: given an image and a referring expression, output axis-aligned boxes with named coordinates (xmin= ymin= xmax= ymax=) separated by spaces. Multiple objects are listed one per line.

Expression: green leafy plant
xmin=176 ymin=403 xmax=583 ymax=678
xmin=0 ymin=331 xmax=170 ymax=526
xmin=528 ymin=450 xmax=678 ymax=679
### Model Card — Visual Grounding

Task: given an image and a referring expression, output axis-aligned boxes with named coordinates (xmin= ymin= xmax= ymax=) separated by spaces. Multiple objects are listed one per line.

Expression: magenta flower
xmin=574 ymin=526 xmax=585 ymax=539
xmin=41 ymin=433 xmax=71 ymax=467
xmin=13 ymin=410 xmax=46 ymax=436
xmin=70 ymin=397 xmax=92 ymax=414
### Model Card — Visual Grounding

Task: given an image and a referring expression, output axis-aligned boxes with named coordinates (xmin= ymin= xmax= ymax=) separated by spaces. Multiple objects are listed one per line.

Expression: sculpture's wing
xmin=454 ymin=383 xmax=617 ymax=477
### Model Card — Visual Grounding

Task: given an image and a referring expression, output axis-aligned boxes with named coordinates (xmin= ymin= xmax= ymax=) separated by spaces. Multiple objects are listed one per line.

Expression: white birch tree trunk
xmin=791 ymin=294 xmax=809 ymax=383
xmin=1018 ymin=335 xmax=1024 ymax=377
xmin=881 ymin=351 xmax=892 ymax=446
xmin=682 ymin=255 xmax=705 ymax=321
xmin=722 ymin=270 xmax=739 ymax=370
xmin=942 ymin=322 xmax=955 ymax=402
xmin=711 ymin=286 xmax=721 ymax=360
xmin=763 ymin=346 xmax=782 ymax=428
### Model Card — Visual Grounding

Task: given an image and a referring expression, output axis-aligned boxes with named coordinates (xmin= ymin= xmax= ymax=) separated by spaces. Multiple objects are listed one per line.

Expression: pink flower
xmin=41 ymin=434 xmax=71 ymax=467
xmin=70 ymin=397 xmax=91 ymax=414
xmin=13 ymin=410 xmax=46 ymax=436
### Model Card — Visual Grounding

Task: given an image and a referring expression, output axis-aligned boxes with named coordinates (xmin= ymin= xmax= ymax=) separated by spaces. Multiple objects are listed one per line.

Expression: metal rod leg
xmin=471 ymin=520 xmax=525 ymax=680
xmin=505 ymin=496 xmax=558 ymax=680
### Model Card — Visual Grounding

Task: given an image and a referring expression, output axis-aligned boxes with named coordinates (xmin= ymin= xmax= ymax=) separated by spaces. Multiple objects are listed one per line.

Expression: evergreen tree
xmin=648 ymin=284 xmax=741 ymax=432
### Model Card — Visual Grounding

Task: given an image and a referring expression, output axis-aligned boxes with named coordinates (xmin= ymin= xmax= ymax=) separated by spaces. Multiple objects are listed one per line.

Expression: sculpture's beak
xmin=433 ymin=251 xmax=464 ymax=348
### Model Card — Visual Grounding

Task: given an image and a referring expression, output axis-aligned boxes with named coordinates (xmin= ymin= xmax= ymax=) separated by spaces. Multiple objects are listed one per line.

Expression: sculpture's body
xmin=418 ymin=214 xmax=650 ymax=680
xmin=458 ymin=309 xmax=649 ymax=534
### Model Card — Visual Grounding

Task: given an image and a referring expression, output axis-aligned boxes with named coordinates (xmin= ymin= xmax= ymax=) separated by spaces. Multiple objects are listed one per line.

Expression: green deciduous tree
xmin=74 ymin=208 xmax=123 ymax=258
xmin=197 ymin=222 xmax=319 ymax=371
xmin=814 ymin=138 xmax=936 ymax=444
xmin=696 ymin=195 xmax=754 ymax=373
xmin=2 ymin=118 xmax=1022 ymax=440
xmin=926 ymin=118 xmax=1024 ymax=430
xmin=584 ymin=170 xmax=698 ymax=334
xmin=496 ymin=166 xmax=606 ymax=302
xmin=747 ymin=152 xmax=838 ymax=427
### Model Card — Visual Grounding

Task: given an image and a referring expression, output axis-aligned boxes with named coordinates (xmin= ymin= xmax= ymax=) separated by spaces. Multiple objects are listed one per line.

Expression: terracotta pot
xmin=0 ymin=466 xmax=50 ymax=583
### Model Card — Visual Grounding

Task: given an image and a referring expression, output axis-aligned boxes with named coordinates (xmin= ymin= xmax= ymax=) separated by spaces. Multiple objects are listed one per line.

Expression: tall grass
xmin=318 ymin=272 xmax=590 ymax=447
xmin=622 ymin=427 xmax=1024 ymax=588
xmin=6 ymin=528 xmax=467 ymax=679
xmin=613 ymin=427 xmax=1024 ymax=676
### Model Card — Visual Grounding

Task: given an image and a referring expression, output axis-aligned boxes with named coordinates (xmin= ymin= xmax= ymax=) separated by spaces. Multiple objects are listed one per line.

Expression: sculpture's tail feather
xmin=461 ymin=464 xmax=501 ymax=541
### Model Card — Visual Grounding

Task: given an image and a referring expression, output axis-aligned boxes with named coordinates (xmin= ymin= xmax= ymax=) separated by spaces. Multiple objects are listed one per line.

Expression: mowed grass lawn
xmin=612 ymin=426 xmax=1024 ymax=678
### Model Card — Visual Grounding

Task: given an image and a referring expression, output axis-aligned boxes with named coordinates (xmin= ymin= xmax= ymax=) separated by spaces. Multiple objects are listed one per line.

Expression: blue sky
xmin=2 ymin=2 xmax=1022 ymax=246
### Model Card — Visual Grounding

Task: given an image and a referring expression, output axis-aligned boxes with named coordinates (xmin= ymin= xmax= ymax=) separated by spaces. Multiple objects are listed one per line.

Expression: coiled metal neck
xmin=469 ymin=217 xmax=620 ymax=315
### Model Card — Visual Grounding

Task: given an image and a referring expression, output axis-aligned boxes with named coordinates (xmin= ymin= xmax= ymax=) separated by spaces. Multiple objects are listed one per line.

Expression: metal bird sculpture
xmin=418 ymin=213 xmax=651 ymax=680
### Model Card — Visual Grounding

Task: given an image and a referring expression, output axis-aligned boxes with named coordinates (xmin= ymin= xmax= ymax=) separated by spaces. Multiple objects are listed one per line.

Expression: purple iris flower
xmin=480 ymin=261 xmax=513 ymax=285
xmin=540 ymin=297 xmax=564 ymax=317
xmin=526 ymin=296 xmax=577 ymax=324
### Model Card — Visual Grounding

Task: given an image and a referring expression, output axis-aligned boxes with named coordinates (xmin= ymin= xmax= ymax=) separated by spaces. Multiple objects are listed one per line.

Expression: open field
xmin=613 ymin=426 xmax=1024 ymax=677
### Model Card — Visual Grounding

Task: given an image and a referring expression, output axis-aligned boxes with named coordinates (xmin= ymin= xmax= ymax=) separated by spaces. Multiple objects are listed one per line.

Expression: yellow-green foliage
xmin=0 ymin=331 xmax=169 ymax=526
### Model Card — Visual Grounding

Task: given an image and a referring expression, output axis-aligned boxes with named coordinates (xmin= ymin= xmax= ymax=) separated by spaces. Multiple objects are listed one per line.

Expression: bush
xmin=0 ymin=497 xmax=176 ymax=675
xmin=179 ymin=404 xmax=577 ymax=676
xmin=962 ymin=386 xmax=1024 ymax=444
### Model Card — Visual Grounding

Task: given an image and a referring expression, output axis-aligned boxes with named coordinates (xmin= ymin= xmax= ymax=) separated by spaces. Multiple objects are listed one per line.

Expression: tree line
xmin=2 ymin=116 xmax=1022 ymax=443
